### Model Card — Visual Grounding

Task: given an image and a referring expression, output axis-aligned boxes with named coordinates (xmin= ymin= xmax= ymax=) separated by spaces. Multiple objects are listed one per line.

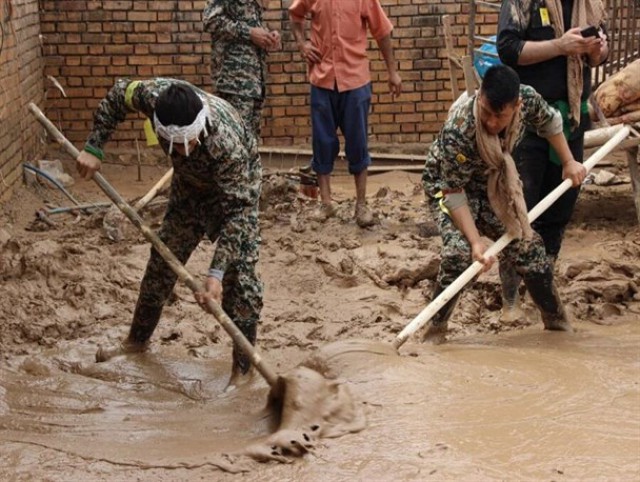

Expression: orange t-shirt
xmin=289 ymin=0 xmax=393 ymax=92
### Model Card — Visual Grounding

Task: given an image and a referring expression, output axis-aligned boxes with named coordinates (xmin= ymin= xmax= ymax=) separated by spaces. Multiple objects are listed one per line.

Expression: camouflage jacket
xmin=423 ymin=85 xmax=562 ymax=200
xmin=85 ymin=77 xmax=261 ymax=275
xmin=203 ymin=0 xmax=267 ymax=99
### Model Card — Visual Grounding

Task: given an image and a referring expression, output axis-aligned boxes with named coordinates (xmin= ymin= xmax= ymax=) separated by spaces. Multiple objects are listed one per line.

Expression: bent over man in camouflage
xmin=203 ymin=0 xmax=280 ymax=141
xmin=76 ymin=78 xmax=263 ymax=383
xmin=422 ymin=65 xmax=586 ymax=343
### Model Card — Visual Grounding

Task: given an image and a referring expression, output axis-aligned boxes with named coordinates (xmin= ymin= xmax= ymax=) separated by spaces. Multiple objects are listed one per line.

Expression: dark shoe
xmin=95 ymin=340 xmax=148 ymax=363
xmin=499 ymin=260 xmax=524 ymax=322
xmin=421 ymin=321 xmax=448 ymax=344
xmin=420 ymin=282 xmax=461 ymax=344
xmin=541 ymin=311 xmax=574 ymax=332
xmin=225 ymin=361 xmax=255 ymax=392
xmin=523 ymin=270 xmax=573 ymax=332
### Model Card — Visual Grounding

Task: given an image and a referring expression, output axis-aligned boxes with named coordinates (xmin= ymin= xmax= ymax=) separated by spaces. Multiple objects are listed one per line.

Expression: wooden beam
xmin=462 ymin=55 xmax=479 ymax=95
xmin=443 ymin=15 xmax=460 ymax=100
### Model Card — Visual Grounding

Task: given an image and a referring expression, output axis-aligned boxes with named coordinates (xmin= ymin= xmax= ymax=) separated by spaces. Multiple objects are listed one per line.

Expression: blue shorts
xmin=310 ymin=83 xmax=372 ymax=175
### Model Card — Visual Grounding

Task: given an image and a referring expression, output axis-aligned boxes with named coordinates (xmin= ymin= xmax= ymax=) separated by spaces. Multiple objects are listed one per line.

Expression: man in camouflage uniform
xmin=203 ymin=0 xmax=280 ymax=141
xmin=422 ymin=65 xmax=586 ymax=343
xmin=76 ymin=78 xmax=263 ymax=382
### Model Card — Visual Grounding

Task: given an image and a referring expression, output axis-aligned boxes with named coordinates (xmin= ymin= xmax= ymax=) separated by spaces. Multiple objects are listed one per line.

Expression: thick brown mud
xmin=1 ymin=160 xmax=639 ymax=480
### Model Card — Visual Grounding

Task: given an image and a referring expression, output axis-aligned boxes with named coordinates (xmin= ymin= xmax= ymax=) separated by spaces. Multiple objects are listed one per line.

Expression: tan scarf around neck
xmin=474 ymin=94 xmax=533 ymax=240
xmin=545 ymin=0 xmax=606 ymax=129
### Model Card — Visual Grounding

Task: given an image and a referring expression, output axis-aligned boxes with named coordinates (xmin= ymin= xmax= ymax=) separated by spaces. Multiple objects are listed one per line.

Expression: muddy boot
xmin=523 ymin=271 xmax=573 ymax=332
xmin=95 ymin=302 xmax=162 ymax=363
xmin=95 ymin=340 xmax=148 ymax=363
xmin=499 ymin=261 xmax=524 ymax=323
xmin=226 ymin=321 xmax=257 ymax=391
xmin=355 ymin=202 xmax=375 ymax=228
xmin=421 ymin=283 xmax=461 ymax=344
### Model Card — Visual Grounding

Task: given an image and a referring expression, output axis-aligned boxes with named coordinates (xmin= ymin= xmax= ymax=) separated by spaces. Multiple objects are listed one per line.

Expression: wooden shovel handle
xmin=28 ymin=102 xmax=280 ymax=388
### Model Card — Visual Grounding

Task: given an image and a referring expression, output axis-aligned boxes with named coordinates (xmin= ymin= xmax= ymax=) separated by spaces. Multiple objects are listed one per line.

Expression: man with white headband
xmin=77 ymin=78 xmax=263 ymax=386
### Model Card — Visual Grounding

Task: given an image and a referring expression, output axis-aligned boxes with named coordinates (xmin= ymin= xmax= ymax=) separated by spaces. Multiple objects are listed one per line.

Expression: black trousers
xmin=512 ymin=114 xmax=588 ymax=257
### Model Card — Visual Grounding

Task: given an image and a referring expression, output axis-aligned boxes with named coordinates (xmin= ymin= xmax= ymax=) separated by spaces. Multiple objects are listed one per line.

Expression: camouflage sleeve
xmin=497 ymin=0 xmax=528 ymax=66
xmin=520 ymin=85 xmax=563 ymax=138
xmin=203 ymin=0 xmax=251 ymax=41
xmin=85 ymin=78 xmax=165 ymax=153
xmin=208 ymin=139 xmax=257 ymax=275
xmin=438 ymin=126 xmax=476 ymax=193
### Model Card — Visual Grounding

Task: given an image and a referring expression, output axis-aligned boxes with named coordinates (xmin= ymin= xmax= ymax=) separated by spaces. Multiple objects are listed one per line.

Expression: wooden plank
xmin=468 ymin=0 xmax=477 ymax=57
xmin=462 ymin=55 xmax=479 ymax=95
xmin=474 ymin=0 xmax=501 ymax=10
xmin=259 ymin=146 xmax=426 ymax=163
xmin=443 ymin=15 xmax=460 ymax=100
xmin=368 ymin=164 xmax=424 ymax=174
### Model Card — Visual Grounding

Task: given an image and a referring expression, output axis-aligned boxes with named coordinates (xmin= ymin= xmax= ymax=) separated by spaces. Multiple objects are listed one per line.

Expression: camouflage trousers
xmin=218 ymin=92 xmax=264 ymax=143
xmin=129 ymin=177 xmax=263 ymax=349
xmin=429 ymin=194 xmax=551 ymax=288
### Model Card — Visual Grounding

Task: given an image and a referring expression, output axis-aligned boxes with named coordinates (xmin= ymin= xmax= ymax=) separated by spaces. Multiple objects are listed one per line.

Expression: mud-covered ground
xmin=1 ymin=152 xmax=639 ymax=480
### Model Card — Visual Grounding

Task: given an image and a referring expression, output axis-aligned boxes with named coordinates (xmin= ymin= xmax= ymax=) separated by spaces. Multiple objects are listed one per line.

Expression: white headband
xmin=153 ymin=101 xmax=210 ymax=156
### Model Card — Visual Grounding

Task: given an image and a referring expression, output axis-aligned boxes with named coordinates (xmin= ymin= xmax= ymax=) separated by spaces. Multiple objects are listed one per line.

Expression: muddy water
xmin=1 ymin=319 xmax=638 ymax=481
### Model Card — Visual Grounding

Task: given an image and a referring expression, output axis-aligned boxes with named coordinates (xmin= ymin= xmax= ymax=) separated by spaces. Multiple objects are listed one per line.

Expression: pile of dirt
xmin=2 ymin=163 xmax=638 ymax=361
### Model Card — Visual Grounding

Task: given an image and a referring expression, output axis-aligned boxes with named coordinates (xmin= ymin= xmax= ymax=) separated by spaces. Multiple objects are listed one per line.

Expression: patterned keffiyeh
xmin=474 ymin=94 xmax=533 ymax=240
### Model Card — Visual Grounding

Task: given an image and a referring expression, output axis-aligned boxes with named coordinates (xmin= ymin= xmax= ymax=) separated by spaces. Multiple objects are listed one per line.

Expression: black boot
xmin=421 ymin=283 xmax=461 ymax=344
xmin=95 ymin=302 xmax=162 ymax=362
xmin=499 ymin=261 xmax=524 ymax=322
xmin=227 ymin=320 xmax=257 ymax=389
xmin=523 ymin=270 xmax=573 ymax=332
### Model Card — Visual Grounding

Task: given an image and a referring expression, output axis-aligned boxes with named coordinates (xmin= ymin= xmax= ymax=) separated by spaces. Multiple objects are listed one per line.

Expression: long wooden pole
xmin=28 ymin=102 xmax=281 ymax=388
xmin=133 ymin=167 xmax=173 ymax=211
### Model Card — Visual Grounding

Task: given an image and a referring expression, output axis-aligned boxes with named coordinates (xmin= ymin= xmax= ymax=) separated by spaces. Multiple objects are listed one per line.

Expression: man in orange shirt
xmin=289 ymin=0 xmax=402 ymax=227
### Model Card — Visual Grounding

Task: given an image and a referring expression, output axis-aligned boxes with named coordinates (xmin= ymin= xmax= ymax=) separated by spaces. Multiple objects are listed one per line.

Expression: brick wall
xmin=39 ymin=0 xmax=499 ymax=150
xmin=0 ymin=0 xmax=45 ymax=201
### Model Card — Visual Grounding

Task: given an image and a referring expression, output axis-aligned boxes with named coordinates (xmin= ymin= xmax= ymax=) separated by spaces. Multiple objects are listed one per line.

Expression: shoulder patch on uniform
xmin=455 ymin=153 xmax=467 ymax=163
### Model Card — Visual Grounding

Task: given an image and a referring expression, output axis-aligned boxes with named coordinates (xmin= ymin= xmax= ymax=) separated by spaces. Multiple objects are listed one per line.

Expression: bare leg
xmin=354 ymin=169 xmax=367 ymax=204
xmin=318 ymin=173 xmax=332 ymax=205
xmin=354 ymin=169 xmax=374 ymax=227
xmin=312 ymin=173 xmax=337 ymax=221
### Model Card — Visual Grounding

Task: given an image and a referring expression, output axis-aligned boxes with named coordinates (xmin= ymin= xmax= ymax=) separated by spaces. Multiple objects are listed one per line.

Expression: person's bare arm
xmin=375 ymin=34 xmax=402 ymax=98
xmin=547 ymin=132 xmax=586 ymax=187
xmin=518 ymin=27 xmax=600 ymax=65
xmin=448 ymin=204 xmax=495 ymax=272
xmin=290 ymin=19 xmax=321 ymax=64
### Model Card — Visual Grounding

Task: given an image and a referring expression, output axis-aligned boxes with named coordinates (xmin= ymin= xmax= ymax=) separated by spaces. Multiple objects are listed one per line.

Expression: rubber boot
xmin=421 ymin=283 xmax=461 ymax=344
xmin=499 ymin=261 xmax=524 ymax=323
xmin=226 ymin=321 xmax=257 ymax=391
xmin=523 ymin=271 xmax=573 ymax=332
xmin=95 ymin=302 xmax=162 ymax=362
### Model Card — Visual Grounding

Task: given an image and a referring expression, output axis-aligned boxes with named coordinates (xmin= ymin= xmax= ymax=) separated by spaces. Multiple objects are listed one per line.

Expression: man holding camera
xmin=496 ymin=0 xmax=608 ymax=319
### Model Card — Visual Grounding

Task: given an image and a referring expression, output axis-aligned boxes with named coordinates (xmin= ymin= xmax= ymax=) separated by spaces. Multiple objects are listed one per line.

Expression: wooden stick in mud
xmin=133 ymin=167 xmax=173 ymax=211
xmin=28 ymin=102 xmax=281 ymax=389
xmin=393 ymin=125 xmax=632 ymax=349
